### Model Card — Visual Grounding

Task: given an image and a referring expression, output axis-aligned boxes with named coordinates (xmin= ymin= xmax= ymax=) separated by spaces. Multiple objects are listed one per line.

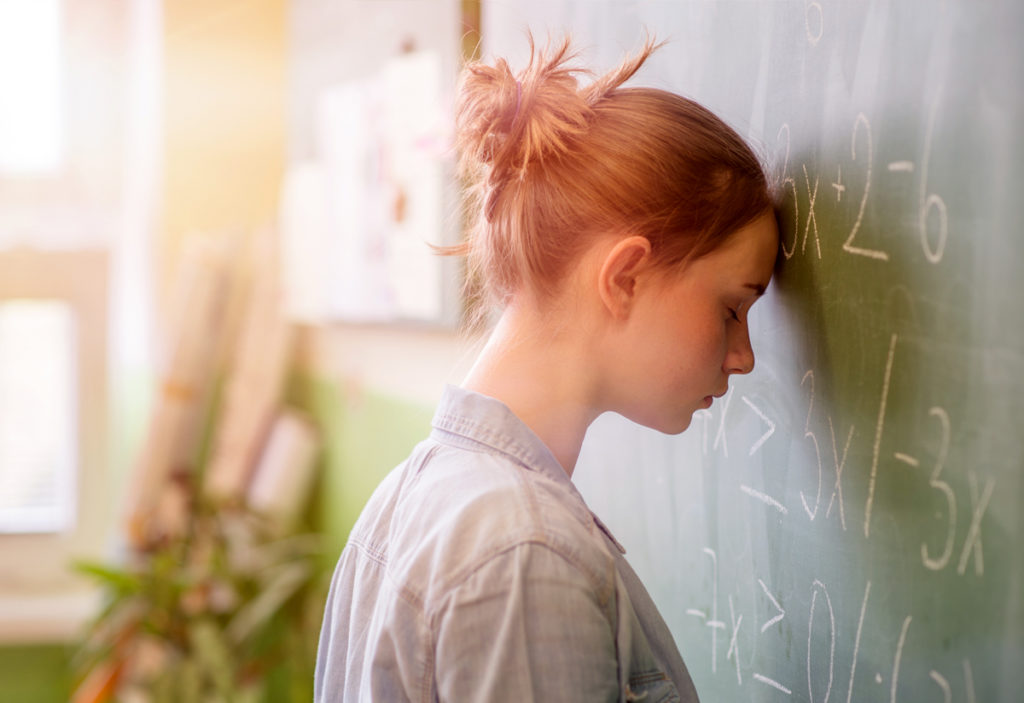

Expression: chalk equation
xmin=682 ymin=88 xmax=1002 ymax=699
xmin=687 ymin=553 xmax=980 ymax=702
xmin=692 ymin=331 xmax=996 ymax=570
xmin=775 ymin=105 xmax=948 ymax=267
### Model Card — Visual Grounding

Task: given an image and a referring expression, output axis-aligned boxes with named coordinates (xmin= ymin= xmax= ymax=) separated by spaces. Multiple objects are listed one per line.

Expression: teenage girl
xmin=315 ymin=38 xmax=779 ymax=702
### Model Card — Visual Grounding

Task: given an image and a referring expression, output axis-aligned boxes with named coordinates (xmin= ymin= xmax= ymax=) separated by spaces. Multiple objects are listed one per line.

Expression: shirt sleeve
xmin=433 ymin=541 xmax=620 ymax=703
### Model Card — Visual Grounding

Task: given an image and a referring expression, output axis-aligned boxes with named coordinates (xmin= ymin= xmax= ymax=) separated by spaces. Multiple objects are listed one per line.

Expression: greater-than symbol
xmin=757 ymin=578 xmax=786 ymax=633
xmin=741 ymin=395 xmax=775 ymax=455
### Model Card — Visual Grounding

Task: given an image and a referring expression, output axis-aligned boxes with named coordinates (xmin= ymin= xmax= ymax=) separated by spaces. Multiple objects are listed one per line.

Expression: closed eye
xmin=728 ymin=308 xmax=740 ymax=322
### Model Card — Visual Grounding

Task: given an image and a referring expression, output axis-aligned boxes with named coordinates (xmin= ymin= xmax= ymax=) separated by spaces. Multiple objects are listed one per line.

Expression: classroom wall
xmin=159 ymin=0 xmax=286 ymax=300
xmin=0 ymin=645 xmax=72 ymax=703
xmin=286 ymin=0 xmax=473 ymax=549
xmin=289 ymin=323 xmax=480 ymax=556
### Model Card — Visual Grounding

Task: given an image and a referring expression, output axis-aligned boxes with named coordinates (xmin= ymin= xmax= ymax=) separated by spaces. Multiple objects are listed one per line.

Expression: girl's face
xmin=615 ymin=213 xmax=779 ymax=434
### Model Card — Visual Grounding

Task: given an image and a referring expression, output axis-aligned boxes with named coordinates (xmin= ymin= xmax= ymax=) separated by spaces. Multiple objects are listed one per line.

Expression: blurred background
xmin=0 ymin=0 xmax=487 ymax=699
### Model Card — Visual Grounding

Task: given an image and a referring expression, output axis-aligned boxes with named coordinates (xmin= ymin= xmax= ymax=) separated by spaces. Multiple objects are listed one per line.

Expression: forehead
xmin=695 ymin=214 xmax=779 ymax=281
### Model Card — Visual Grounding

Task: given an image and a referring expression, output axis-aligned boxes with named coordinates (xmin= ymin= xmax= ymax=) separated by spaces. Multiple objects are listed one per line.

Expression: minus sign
xmin=753 ymin=673 xmax=793 ymax=695
xmin=893 ymin=452 xmax=919 ymax=467
xmin=888 ymin=161 xmax=915 ymax=172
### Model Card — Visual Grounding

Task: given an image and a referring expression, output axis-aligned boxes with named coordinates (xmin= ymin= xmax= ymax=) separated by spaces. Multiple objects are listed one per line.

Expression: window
xmin=0 ymin=250 xmax=107 ymax=644
xmin=0 ymin=0 xmax=159 ymax=643
xmin=0 ymin=0 xmax=63 ymax=175
xmin=0 ymin=301 xmax=77 ymax=534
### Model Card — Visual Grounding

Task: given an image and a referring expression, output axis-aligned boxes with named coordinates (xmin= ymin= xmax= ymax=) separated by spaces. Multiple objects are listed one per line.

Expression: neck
xmin=462 ymin=300 xmax=603 ymax=477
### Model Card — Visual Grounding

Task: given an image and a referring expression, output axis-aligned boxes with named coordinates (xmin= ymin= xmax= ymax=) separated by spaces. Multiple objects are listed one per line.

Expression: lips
xmin=703 ymin=388 xmax=728 ymax=408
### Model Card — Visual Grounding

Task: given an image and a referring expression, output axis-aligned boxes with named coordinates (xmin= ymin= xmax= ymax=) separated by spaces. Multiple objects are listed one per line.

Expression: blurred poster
xmin=281 ymin=50 xmax=450 ymax=323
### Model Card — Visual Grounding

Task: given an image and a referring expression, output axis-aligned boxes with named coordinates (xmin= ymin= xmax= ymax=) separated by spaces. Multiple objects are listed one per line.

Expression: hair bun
xmin=455 ymin=37 xmax=593 ymax=184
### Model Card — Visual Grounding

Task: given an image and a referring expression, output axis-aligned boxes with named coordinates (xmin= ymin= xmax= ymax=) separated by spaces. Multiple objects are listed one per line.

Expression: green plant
xmin=74 ymin=474 xmax=328 ymax=703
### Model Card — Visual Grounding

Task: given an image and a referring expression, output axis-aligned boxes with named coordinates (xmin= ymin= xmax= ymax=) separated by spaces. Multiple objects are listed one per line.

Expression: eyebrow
xmin=744 ymin=283 xmax=766 ymax=296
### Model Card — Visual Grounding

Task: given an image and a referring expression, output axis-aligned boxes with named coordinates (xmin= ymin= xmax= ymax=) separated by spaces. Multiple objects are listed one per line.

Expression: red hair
xmin=451 ymin=36 xmax=772 ymax=308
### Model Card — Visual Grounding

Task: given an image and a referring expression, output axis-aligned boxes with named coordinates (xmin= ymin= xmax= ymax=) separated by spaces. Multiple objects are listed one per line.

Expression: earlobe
xmin=597 ymin=235 xmax=653 ymax=319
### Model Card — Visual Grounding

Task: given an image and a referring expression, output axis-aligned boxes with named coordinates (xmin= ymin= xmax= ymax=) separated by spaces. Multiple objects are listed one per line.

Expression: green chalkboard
xmin=484 ymin=1 xmax=1023 ymax=700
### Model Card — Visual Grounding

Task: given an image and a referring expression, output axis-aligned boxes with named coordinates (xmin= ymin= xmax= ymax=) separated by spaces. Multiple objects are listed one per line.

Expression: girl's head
xmin=453 ymin=36 xmax=775 ymax=310
xmin=454 ymin=37 xmax=779 ymax=435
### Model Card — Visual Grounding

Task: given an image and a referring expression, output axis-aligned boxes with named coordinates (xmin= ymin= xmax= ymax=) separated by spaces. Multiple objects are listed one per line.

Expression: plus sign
xmin=832 ymin=165 xmax=845 ymax=202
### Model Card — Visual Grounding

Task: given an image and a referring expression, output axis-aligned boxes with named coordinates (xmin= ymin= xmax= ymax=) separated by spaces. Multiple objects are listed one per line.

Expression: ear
xmin=597 ymin=235 xmax=653 ymax=320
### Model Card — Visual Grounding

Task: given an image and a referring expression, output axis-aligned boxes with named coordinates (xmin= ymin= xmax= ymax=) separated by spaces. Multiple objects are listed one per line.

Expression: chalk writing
xmin=864 ymin=333 xmax=898 ymax=538
xmin=755 ymin=673 xmax=792 ymax=695
xmin=844 ymin=114 xmax=888 ymax=261
xmin=845 ymin=581 xmax=871 ymax=703
xmin=805 ymin=1 xmax=824 ymax=46
xmin=919 ymin=92 xmax=948 ymax=264
xmin=713 ymin=388 xmax=734 ymax=458
xmin=727 ymin=595 xmax=743 ymax=684
xmin=740 ymin=484 xmax=788 ymax=514
xmin=758 ymin=578 xmax=786 ymax=633
xmin=777 ymin=123 xmax=798 ymax=260
xmin=800 ymin=370 xmax=824 ymax=520
xmin=825 ymin=415 xmax=854 ymax=530
xmin=703 ymin=548 xmax=722 ymax=673
xmin=832 ymin=165 xmax=845 ymax=201
xmin=740 ymin=394 xmax=775 ymax=455
xmin=807 ymin=579 xmax=836 ymax=703
xmin=890 ymin=616 xmax=912 ymax=703
xmin=929 ymin=670 xmax=951 ymax=703
xmin=802 ymin=164 xmax=822 ymax=259
xmin=921 ymin=406 xmax=955 ymax=570
xmin=957 ymin=471 xmax=994 ymax=576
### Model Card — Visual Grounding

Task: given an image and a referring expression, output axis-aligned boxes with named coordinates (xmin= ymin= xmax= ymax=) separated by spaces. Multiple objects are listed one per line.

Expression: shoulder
xmin=381 ymin=440 xmax=616 ymax=607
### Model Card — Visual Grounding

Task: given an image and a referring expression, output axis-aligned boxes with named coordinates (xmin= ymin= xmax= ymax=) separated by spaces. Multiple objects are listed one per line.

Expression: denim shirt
xmin=315 ymin=385 xmax=699 ymax=703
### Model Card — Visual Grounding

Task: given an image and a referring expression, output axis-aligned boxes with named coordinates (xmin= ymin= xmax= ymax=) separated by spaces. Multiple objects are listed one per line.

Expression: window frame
xmin=0 ymin=248 xmax=108 ymax=644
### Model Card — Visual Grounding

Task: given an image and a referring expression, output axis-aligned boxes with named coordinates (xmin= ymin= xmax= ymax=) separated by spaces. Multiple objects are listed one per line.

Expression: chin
xmin=665 ymin=415 xmax=694 ymax=435
xmin=619 ymin=403 xmax=695 ymax=435
xmin=643 ymin=412 xmax=694 ymax=436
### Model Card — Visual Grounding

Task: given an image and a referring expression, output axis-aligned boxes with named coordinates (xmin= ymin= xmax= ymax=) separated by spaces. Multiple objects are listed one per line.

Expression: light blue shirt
xmin=315 ymin=385 xmax=699 ymax=702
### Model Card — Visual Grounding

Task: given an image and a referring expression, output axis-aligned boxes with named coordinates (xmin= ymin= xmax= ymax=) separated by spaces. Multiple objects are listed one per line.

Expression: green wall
xmin=0 ymin=645 xmax=72 ymax=703
xmin=287 ymin=373 xmax=435 ymax=560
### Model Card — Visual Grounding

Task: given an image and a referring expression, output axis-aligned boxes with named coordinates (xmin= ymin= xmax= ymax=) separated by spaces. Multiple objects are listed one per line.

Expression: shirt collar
xmin=430 ymin=384 xmax=627 ymax=554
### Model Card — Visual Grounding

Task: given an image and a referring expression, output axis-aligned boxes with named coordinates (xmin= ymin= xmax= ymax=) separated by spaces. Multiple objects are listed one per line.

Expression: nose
xmin=725 ymin=322 xmax=755 ymax=375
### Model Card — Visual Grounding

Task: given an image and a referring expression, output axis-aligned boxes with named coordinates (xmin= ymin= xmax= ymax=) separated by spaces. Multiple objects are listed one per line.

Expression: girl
xmin=315 ymin=37 xmax=778 ymax=702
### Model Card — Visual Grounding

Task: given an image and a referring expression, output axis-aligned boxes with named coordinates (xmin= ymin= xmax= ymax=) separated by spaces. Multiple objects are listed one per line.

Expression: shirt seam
xmin=423 ymin=536 xmax=614 ymax=699
xmin=426 ymin=537 xmax=617 ymax=700
xmin=427 ymin=536 xmax=616 ymax=634
xmin=346 ymin=535 xmax=386 ymax=567
xmin=432 ymin=411 xmax=545 ymax=469
xmin=427 ymin=432 xmax=600 ymax=540
xmin=345 ymin=538 xmax=429 ymax=613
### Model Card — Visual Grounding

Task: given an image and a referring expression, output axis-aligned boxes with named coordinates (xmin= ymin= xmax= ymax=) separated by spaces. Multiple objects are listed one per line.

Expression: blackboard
xmin=484 ymin=1 xmax=1024 ymax=700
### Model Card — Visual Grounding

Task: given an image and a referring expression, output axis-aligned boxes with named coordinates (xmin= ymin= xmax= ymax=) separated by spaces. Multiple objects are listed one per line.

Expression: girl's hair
xmin=451 ymin=36 xmax=772 ymax=308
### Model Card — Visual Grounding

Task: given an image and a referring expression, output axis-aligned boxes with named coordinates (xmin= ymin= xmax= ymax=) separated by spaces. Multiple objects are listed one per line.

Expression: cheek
xmin=661 ymin=317 xmax=726 ymax=387
xmin=690 ymin=314 xmax=729 ymax=366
